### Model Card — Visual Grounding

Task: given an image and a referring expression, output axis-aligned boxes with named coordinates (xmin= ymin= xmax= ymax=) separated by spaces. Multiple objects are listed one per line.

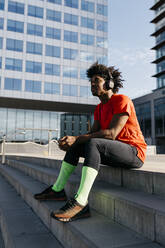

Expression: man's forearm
xmin=75 ymin=129 xmax=115 ymax=144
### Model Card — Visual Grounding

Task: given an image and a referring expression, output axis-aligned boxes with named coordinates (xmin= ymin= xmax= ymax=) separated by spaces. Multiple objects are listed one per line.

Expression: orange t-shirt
xmin=94 ymin=94 xmax=147 ymax=162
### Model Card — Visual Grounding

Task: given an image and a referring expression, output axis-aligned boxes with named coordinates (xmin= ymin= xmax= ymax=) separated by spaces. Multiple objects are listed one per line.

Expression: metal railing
xmin=0 ymin=128 xmax=60 ymax=164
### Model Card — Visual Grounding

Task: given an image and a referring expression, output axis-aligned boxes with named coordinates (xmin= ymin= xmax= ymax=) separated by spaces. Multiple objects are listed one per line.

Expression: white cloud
xmin=109 ymin=47 xmax=155 ymax=67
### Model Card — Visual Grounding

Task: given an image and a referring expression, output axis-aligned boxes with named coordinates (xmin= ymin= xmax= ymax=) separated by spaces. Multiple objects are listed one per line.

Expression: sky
xmin=108 ymin=0 xmax=156 ymax=99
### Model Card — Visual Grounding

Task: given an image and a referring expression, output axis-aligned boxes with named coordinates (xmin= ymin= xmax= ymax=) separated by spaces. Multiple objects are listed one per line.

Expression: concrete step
xmin=0 ymin=231 xmax=5 ymax=248
xmin=4 ymin=159 xmax=165 ymax=246
xmin=0 ymin=173 xmax=63 ymax=248
xmin=0 ymin=164 xmax=163 ymax=248
xmin=6 ymin=156 xmax=165 ymax=198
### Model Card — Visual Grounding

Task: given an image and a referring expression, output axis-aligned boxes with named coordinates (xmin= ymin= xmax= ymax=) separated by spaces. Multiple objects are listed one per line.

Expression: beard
xmin=92 ymin=91 xmax=98 ymax=96
xmin=91 ymin=87 xmax=99 ymax=96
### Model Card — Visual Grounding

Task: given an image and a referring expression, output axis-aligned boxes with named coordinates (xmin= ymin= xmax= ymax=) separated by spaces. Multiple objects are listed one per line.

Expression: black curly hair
xmin=86 ymin=62 xmax=124 ymax=93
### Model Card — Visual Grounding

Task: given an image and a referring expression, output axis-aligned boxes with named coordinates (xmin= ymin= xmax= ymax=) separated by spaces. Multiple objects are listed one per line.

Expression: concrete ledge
xmin=4 ymin=159 xmax=165 ymax=245
xmin=0 ymin=164 xmax=161 ymax=248
xmin=6 ymin=156 xmax=165 ymax=197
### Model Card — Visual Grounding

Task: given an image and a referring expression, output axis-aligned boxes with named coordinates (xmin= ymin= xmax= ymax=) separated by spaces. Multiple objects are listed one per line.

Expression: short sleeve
xmin=113 ymin=95 xmax=132 ymax=116
xmin=94 ymin=105 xmax=99 ymax=120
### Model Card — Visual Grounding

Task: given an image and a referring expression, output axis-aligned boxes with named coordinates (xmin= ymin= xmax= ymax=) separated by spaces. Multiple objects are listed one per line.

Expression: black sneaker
xmin=34 ymin=185 xmax=67 ymax=201
xmin=50 ymin=198 xmax=91 ymax=222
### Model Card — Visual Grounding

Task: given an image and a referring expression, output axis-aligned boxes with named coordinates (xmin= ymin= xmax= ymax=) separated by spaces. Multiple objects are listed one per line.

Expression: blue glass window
xmin=96 ymin=37 xmax=108 ymax=48
xmin=64 ymin=13 xmax=78 ymax=26
xmin=26 ymin=42 xmax=42 ymax=55
xmin=0 ymin=18 xmax=4 ymax=29
xmin=81 ymin=17 xmax=94 ymax=29
xmin=80 ymin=51 xmax=94 ymax=63
xmin=26 ymin=61 xmax=42 ymax=73
xmin=63 ymin=67 xmax=78 ymax=78
xmin=46 ymin=9 xmax=61 ymax=22
xmin=97 ymin=4 xmax=107 ymax=16
xmin=157 ymin=61 xmax=165 ymax=73
xmin=64 ymin=0 xmax=78 ymax=9
xmin=80 ymin=86 xmax=88 ymax=97
xmin=6 ymin=38 xmax=23 ymax=52
xmin=156 ymin=45 xmax=165 ymax=59
xmin=0 ymin=57 xmax=2 ymax=68
xmin=27 ymin=23 xmax=43 ymax=37
xmin=0 ymin=0 xmax=5 ymax=10
xmin=44 ymin=82 xmax=60 ymax=94
xmin=156 ymin=32 xmax=165 ymax=44
xmin=8 ymin=1 xmax=24 ymax=15
xmin=0 ymin=37 xmax=3 ymax=49
xmin=7 ymin=19 xmax=24 ymax=33
xmin=64 ymin=48 xmax=78 ymax=60
xmin=81 ymin=0 xmax=95 ymax=12
xmin=96 ymin=55 xmax=108 ymax=65
xmin=81 ymin=0 xmax=94 ymax=12
xmin=157 ymin=75 xmax=165 ymax=88
xmin=47 ymin=0 xmax=61 ymax=5
xmin=28 ymin=5 xmax=43 ymax=19
xmin=45 ymin=45 xmax=60 ymax=58
xmin=80 ymin=34 xmax=94 ymax=45
xmin=83 ymin=86 xmax=92 ymax=97
xmin=4 ymin=78 xmax=22 ymax=91
xmin=64 ymin=30 xmax=78 ymax=43
xmin=80 ymin=69 xmax=87 ymax=80
xmin=45 ymin=63 xmax=60 ymax=76
xmin=63 ymin=84 xmax=78 ymax=96
xmin=97 ymin=20 xmax=108 ymax=32
xmin=46 ymin=27 xmax=61 ymax=40
xmin=25 ymin=80 xmax=41 ymax=93
xmin=5 ymin=58 xmax=22 ymax=71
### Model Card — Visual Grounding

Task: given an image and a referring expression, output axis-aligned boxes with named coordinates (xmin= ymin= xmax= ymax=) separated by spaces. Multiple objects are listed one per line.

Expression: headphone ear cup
xmin=106 ymin=79 xmax=114 ymax=90
xmin=109 ymin=79 xmax=114 ymax=89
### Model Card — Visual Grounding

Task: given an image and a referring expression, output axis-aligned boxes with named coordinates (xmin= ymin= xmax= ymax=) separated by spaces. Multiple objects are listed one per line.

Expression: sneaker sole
xmin=50 ymin=211 xmax=91 ymax=223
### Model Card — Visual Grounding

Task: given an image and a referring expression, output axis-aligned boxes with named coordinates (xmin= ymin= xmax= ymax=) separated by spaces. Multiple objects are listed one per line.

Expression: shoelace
xmin=60 ymin=199 xmax=77 ymax=211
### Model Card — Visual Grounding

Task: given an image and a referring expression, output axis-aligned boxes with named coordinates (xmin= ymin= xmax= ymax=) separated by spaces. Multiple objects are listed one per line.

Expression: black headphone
xmin=105 ymin=70 xmax=114 ymax=90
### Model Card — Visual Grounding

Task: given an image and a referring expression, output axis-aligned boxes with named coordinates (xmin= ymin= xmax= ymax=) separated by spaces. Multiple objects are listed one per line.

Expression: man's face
xmin=90 ymin=75 xmax=107 ymax=96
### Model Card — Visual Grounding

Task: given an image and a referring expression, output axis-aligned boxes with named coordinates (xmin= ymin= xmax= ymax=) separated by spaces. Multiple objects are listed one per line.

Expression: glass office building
xmin=151 ymin=0 xmax=165 ymax=89
xmin=135 ymin=102 xmax=152 ymax=139
xmin=133 ymin=0 xmax=165 ymax=153
xmin=60 ymin=112 xmax=93 ymax=137
xmin=0 ymin=0 xmax=108 ymax=141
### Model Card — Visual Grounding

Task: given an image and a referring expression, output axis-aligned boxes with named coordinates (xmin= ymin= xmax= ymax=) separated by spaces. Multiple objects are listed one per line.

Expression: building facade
xmin=60 ymin=112 xmax=94 ymax=137
xmin=133 ymin=0 xmax=165 ymax=153
xmin=133 ymin=88 xmax=165 ymax=153
xmin=0 ymin=0 xmax=108 ymax=141
xmin=151 ymin=0 xmax=165 ymax=88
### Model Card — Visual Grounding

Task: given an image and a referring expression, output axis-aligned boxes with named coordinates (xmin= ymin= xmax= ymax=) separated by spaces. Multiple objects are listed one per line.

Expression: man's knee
xmin=66 ymin=143 xmax=85 ymax=157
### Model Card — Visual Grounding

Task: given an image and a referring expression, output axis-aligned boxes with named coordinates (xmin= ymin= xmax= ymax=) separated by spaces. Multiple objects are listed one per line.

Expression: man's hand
xmin=58 ymin=113 xmax=129 ymax=150
xmin=58 ymin=136 xmax=78 ymax=151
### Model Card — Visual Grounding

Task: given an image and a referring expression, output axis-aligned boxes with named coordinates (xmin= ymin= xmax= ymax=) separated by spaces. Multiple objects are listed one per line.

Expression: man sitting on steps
xmin=34 ymin=62 xmax=147 ymax=222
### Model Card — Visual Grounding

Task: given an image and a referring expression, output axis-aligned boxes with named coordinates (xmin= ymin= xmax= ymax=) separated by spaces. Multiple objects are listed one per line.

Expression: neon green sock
xmin=52 ymin=161 xmax=76 ymax=192
xmin=75 ymin=166 xmax=98 ymax=206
